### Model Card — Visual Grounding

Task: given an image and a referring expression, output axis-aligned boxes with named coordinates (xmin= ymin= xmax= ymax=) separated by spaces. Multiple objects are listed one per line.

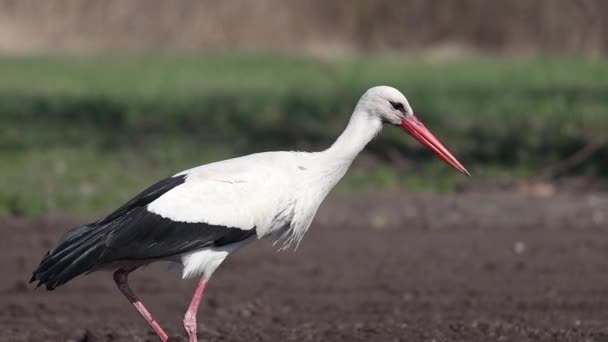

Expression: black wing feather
xmin=100 ymin=206 xmax=256 ymax=262
xmin=30 ymin=174 xmax=256 ymax=290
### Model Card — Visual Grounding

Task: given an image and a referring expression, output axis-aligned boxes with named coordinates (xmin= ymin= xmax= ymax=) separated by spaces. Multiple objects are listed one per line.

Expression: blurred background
xmin=2 ymin=1 xmax=608 ymax=341
xmin=1 ymin=0 xmax=606 ymax=216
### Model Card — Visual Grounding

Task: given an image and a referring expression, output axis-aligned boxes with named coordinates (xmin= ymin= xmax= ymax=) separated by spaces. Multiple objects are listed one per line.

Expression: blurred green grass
xmin=1 ymin=54 xmax=607 ymax=216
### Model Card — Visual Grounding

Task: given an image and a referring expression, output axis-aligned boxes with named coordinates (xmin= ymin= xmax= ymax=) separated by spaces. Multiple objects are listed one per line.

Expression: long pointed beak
xmin=399 ymin=115 xmax=470 ymax=177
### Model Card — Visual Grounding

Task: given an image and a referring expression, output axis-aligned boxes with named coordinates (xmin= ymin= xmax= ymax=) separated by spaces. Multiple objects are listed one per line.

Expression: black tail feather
xmin=30 ymin=174 xmax=192 ymax=290
xmin=30 ymin=224 xmax=107 ymax=290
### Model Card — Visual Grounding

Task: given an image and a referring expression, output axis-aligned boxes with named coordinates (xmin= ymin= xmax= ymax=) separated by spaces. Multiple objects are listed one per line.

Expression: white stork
xmin=30 ymin=86 xmax=469 ymax=342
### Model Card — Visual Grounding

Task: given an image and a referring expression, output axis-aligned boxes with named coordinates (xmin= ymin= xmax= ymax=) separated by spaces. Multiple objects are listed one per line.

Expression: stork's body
xmin=31 ymin=86 xmax=468 ymax=342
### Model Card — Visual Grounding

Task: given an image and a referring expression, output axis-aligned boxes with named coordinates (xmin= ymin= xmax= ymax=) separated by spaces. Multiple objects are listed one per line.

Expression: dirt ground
xmin=2 ymin=189 xmax=608 ymax=342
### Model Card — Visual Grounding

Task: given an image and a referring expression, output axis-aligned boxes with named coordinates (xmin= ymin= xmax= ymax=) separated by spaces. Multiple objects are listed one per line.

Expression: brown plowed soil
xmin=2 ymin=190 xmax=608 ymax=342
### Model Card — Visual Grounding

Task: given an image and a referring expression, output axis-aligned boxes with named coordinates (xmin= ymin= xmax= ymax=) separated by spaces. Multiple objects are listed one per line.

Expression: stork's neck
xmin=281 ymin=110 xmax=381 ymax=250
xmin=324 ymin=109 xmax=382 ymax=161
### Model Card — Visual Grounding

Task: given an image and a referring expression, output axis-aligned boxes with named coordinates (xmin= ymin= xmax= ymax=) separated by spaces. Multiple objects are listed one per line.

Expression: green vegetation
xmin=1 ymin=54 xmax=607 ymax=216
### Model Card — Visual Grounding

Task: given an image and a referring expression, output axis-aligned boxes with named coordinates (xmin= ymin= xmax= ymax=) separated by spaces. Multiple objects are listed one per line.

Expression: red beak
xmin=399 ymin=115 xmax=470 ymax=177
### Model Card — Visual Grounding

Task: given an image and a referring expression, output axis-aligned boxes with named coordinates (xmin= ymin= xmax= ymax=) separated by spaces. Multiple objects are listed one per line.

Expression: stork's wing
xmin=31 ymin=153 xmax=292 ymax=289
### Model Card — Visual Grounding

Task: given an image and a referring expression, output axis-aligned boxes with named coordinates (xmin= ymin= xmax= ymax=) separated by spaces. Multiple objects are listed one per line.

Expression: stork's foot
xmin=182 ymin=277 xmax=208 ymax=342
xmin=183 ymin=315 xmax=198 ymax=342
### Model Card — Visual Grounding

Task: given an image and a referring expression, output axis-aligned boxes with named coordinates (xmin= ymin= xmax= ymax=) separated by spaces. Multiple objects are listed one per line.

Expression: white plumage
xmin=151 ymin=148 xmax=356 ymax=279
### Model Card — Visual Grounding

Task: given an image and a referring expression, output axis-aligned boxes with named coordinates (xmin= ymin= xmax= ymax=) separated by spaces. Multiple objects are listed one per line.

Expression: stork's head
xmin=359 ymin=86 xmax=470 ymax=176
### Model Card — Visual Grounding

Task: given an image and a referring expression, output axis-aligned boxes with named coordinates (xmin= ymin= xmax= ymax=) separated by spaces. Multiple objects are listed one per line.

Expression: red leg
xmin=113 ymin=267 xmax=169 ymax=342
xmin=183 ymin=278 xmax=208 ymax=342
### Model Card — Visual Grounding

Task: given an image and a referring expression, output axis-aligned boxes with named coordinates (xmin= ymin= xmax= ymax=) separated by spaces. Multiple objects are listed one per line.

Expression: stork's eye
xmin=389 ymin=101 xmax=405 ymax=112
